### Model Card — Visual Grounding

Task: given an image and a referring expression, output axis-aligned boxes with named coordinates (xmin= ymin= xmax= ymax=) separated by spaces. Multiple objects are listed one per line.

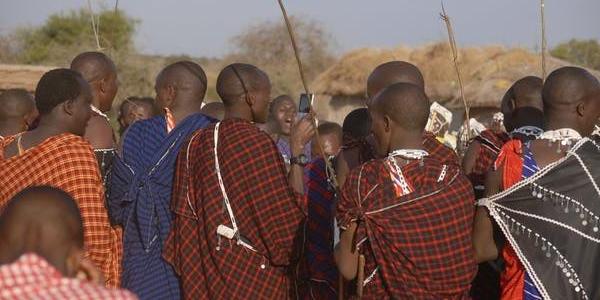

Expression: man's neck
xmin=91 ymin=95 xmax=103 ymax=112
xmin=388 ymin=138 xmax=424 ymax=153
xmin=223 ymin=107 xmax=253 ymax=122
xmin=0 ymin=122 xmax=24 ymax=137
xmin=172 ymin=106 xmax=202 ymax=126
xmin=545 ymin=118 xmax=579 ymax=133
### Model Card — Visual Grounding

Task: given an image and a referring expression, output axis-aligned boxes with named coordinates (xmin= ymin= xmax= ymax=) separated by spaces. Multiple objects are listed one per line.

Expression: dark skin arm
xmin=473 ymin=166 xmax=503 ymax=263
xmin=462 ymin=140 xmax=481 ymax=176
xmin=335 ymin=151 xmax=351 ymax=188
xmin=288 ymin=115 xmax=315 ymax=195
xmin=84 ymin=115 xmax=115 ymax=149
xmin=334 ymin=222 xmax=359 ymax=280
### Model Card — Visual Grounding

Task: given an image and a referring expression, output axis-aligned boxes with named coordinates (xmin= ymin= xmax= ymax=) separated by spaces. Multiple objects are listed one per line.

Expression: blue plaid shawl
xmin=108 ymin=113 xmax=214 ymax=299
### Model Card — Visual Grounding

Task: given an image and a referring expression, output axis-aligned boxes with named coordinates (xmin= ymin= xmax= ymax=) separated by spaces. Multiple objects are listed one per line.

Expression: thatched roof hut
xmin=0 ymin=64 xmax=55 ymax=93
xmin=312 ymin=43 xmax=600 ymax=126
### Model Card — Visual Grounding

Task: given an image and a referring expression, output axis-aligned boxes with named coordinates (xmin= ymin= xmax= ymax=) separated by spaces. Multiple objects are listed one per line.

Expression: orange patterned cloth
xmin=0 ymin=133 xmax=122 ymax=288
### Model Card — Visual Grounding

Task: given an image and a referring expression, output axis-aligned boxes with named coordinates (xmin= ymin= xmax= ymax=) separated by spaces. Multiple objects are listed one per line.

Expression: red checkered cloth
xmin=0 ymin=253 xmax=136 ymax=299
xmin=423 ymin=131 xmax=459 ymax=166
xmin=0 ymin=133 xmax=122 ymax=288
xmin=337 ymin=158 xmax=477 ymax=299
xmin=164 ymin=118 xmax=306 ymax=299
xmin=469 ymin=130 xmax=510 ymax=189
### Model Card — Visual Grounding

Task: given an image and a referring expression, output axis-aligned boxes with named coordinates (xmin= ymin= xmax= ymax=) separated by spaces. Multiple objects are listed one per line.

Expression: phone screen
xmin=299 ymin=93 xmax=314 ymax=114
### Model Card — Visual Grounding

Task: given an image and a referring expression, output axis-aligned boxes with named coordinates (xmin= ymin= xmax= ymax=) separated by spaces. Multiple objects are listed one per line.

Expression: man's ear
xmin=576 ymin=101 xmax=586 ymax=117
xmin=62 ymin=100 xmax=75 ymax=117
xmin=245 ymin=92 xmax=255 ymax=107
xmin=383 ymin=115 xmax=391 ymax=132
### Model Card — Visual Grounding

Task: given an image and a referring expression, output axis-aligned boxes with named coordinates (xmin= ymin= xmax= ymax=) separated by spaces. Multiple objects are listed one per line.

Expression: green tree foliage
xmin=15 ymin=9 xmax=135 ymax=65
xmin=227 ymin=16 xmax=335 ymax=97
xmin=551 ymin=39 xmax=600 ymax=70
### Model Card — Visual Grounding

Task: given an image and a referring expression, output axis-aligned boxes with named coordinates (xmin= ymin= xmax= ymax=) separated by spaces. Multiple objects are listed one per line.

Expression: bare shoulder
xmin=484 ymin=162 xmax=503 ymax=196
xmin=84 ymin=115 xmax=115 ymax=149
xmin=462 ymin=140 xmax=481 ymax=174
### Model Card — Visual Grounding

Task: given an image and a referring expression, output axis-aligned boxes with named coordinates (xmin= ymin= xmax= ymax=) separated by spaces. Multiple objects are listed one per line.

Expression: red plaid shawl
xmin=337 ymin=158 xmax=476 ymax=299
xmin=164 ymin=118 xmax=306 ymax=299
xmin=423 ymin=131 xmax=460 ymax=166
xmin=469 ymin=130 xmax=510 ymax=188
xmin=0 ymin=133 xmax=121 ymax=288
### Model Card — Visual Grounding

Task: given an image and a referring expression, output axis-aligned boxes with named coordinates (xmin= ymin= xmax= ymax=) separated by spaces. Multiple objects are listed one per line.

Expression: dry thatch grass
xmin=0 ymin=64 xmax=55 ymax=92
xmin=313 ymin=42 xmax=600 ymax=111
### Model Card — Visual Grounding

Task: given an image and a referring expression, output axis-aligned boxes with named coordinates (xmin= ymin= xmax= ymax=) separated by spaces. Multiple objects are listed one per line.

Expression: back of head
xmin=35 ymin=68 xmax=86 ymax=115
xmin=0 ymin=89 xmax=35 ymax=120
xmin=70 ymin=52 xmax=118 ymax=112
xmin=543 ymin=67 xmax=600 ymax=111
xmin=318 ymin=122 xmax=343 ymax=138
xmin=0 ymin=186 xmax=83 ymax=276
xmin=372 ymin=82 xmax=430 ymax=132
xmin=367 ymin=61 xmax=425 ymax=99
xmin=343 ymin=108 xmax=372 ymax=140
xmin=217 ymin=63 xmax=270 ymax=107
xmin=70 ymin=51 xmax=116 ymax=83
xmin=543 ymin=67 xmax=600 ymax=135
xmin=155 ymin=60 xmax=208 ymax=108
xmin=501 ymin=76 xmax=544 ymax=131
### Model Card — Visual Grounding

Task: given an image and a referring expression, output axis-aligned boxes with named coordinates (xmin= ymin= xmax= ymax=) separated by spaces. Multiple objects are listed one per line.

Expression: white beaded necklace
xmin=539 ymin=128 xmax=582 ymax=146
xmin=388 ymin=149 xmax=429 ymax=160
xmin=511 ymin=126 xmax=544 ymax=138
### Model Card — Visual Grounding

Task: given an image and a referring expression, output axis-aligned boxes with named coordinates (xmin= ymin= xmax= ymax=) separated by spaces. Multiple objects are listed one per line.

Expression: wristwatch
xmin=290 ymin=154 xmax=309 ymax=167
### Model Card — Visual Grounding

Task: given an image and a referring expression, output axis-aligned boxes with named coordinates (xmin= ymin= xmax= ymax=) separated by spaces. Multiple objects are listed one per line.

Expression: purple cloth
xmin=276 ymin=137 xmax=311 ymax=165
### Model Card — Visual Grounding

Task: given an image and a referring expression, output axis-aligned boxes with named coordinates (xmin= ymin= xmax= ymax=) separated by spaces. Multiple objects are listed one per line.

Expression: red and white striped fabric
xmin=0 ymin=254 xmax=137 ymax=300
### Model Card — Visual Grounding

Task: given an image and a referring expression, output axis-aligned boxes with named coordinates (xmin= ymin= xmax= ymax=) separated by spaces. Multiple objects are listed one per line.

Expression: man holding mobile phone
xmin=267 ymin=94 xmax=312 ymax=170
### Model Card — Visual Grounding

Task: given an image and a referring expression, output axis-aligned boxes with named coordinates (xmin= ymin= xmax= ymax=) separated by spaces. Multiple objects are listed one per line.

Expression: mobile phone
xmin=298 ymin=93 xmax=314 ymax=115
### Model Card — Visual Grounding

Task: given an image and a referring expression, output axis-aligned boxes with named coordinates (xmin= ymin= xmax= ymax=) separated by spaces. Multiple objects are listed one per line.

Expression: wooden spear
xmin=540 ymin=0 xmax=547 ymax=79
xmin=87 ymin=0 xmax=102 ymax=50
xmin=276 ymin=0 xmax=339 ymax=189
xmin=440 ymin=2 xmax=471 ymax=141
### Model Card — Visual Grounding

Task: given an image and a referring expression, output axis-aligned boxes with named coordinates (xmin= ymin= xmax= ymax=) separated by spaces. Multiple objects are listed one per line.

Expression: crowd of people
xmin=0 ymin=50 xmax=599 ymax=300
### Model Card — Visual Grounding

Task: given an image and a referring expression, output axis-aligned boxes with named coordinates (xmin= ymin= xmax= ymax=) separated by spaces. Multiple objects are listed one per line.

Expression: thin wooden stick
xmin=87 ymin=0 xmax=102 ymax=50
xmin=277 ymin=0 xmax=309 ymax=94
xmin=440 ymin=2 xmax=471 ymax=140
xmin=276 ymin=0 xmax=339 ymax=189
xmin=540 ymin=0 xmax=547 ymax=79
xmin=115 ymin=0 xmax=119 ymax=13
xmin=356 ymin=255 xmax=366 ymax=298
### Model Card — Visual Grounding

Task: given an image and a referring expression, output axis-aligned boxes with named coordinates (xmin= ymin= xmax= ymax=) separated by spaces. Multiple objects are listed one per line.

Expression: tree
xmin=227 ymin=16 xmax=335 ymax=97
xmin=551 ymin=39 xmax=600 ymax=70
xmin=15 ymin=9 xmax=136 ymax=65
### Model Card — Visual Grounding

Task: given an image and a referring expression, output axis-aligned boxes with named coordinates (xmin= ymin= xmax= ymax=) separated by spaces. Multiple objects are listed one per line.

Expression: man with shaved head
xmin=0 ymin=88 xmax=37 ymax=138
xmin=464 ymin=76 xmax=544 ymax=198
xmin=335 ymin=83 xmax=476 ymax=298
xmin=0 ymin=68 xmax=121 ymax=287
xmin=474 ymin=67 xmax=600 ymax=299
xmin=337 ymin=61 xmax=459 ymax=190
xmin=108 ymin=61 xmax=215 ymax=299
xmin=0 ymin=186 xmax=136 ymax=299
xmin=71 ymin=51 xmax=119 ymax=184
xmin=164 ymin=63 xmax=313 ymax=299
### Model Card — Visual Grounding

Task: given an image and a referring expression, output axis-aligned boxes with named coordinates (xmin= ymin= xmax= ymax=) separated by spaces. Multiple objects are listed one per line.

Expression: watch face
xmin=299 ymin=154 xmax=308 ymax=164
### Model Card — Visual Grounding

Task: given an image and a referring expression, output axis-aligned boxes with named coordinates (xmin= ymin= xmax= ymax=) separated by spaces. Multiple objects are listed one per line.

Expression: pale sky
xmin=1 ymin=0 xmax=599 ymax=57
